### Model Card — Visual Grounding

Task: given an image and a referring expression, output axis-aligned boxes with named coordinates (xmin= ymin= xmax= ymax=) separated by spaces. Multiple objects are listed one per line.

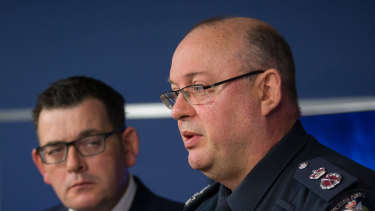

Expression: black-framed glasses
xmin=160 ymin=70 xmax=264 ymax=109
xmin=36 ymin=128 xmax=125 ymax=164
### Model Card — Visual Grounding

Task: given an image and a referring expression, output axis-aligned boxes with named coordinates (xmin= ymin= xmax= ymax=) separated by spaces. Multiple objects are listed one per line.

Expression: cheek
xmin=204 ymin=101 xmax=235 ymax=129
xmin=200 ymin=105 xmax=231 ymax=145
xmin=92 ymin=151 xmax=127 ymax=183
xmin=203 ymin=97 xmax=255 ymax=146
xmin=45 ymin=167 xmax=64 ymax=181
xmin=45 ymin=168 xmax=67 ymax=195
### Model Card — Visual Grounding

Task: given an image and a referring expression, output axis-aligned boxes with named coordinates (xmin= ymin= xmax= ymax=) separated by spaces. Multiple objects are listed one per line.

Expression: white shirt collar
xmin=68 ymin=174 xmax=137 ymax=211
xmin=112 ymin=174 xmax=137 ymax=211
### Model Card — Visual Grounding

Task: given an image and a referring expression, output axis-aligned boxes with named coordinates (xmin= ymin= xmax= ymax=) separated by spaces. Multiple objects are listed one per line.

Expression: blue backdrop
xmin=1 ymin=1 xmax=374 ymax=210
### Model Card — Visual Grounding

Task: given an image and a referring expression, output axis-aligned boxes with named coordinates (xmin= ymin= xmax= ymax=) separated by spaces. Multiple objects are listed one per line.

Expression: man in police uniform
xmin=160 ymin=16 xmax=375 ymax=210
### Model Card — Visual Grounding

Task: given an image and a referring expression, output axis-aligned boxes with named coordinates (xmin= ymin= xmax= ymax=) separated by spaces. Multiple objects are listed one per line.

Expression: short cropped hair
xmin=244 ymin=25 xmax=298 ymax=103
xmin=33 ymin=76 xmax=125 ymax=131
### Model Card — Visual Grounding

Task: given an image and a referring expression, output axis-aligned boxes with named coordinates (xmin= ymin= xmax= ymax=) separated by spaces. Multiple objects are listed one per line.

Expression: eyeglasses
xmin=36 ymin=128 xmax=125 ymax=164
xmin=160 ymin=70 xmax=264 ymax=109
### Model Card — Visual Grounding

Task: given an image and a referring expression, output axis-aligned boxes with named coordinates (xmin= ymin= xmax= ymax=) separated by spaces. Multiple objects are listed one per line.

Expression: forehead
xmin=169 ymin=25 xmax=246 ymax=85
xmin=37 ymin=98 xmax=111 ymax=144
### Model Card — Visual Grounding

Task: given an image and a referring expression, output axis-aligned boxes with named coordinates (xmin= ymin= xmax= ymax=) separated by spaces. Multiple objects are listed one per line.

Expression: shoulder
xmin=328 ymin=189 xmax=374 ymax=211
xmin=130 ymin=176 xmax=184 ymax=211
xmin=302 ymin=137 xmax=375 ymax=189
xmin=42 ymin=204 xmax=67 ymax=211
xmin=293 ymin=157 xmax=375 ymax=210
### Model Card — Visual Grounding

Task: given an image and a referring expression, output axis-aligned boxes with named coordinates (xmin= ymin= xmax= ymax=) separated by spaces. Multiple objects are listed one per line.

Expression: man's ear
xmin=120 ymin=127 xmax=139 ymax=167
xmin=32 ymin=149 xmax=51 ymax=185
xmin=258 ymin=69 xmax=282 ymax=117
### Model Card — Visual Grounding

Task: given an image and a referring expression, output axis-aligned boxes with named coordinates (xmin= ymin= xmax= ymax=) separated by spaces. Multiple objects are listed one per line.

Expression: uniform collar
xmin=227 ymin=121 xmax=309 ymax=210
xmin=184 ymin=182 xmax=220 ymax=210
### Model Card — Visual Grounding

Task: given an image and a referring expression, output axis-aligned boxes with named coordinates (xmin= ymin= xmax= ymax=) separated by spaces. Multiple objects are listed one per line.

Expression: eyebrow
xmin=167 ymin=71 xmax=209 ymax=85
xmin=77 ymin=129 xmax=100 ymax=138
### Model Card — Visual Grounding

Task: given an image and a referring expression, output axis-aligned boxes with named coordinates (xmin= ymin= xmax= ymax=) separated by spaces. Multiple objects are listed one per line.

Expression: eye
xmin=80 ymin=136 xmax=103 ymax=148
xmin=192 ymin=84 xmax=204 ymax=92
xmin=45 ymin=145 xmax=65 ymax=156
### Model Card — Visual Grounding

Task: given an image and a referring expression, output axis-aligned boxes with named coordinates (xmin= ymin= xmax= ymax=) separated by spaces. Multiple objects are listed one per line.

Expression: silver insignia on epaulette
xmin=310 ymin=167 xmax=326 ymax=179
xmin=320 ymin=172 xmax=341 ymax=190
xmin=184 ymin=184 xmax=211 ymax=207
xmin=299 ymin=161 xmax=309 ymax=169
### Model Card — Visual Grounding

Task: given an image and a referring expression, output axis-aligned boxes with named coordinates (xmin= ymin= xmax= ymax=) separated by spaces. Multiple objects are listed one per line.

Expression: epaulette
xmin=293 ymin=157 xmax=357 ymax=202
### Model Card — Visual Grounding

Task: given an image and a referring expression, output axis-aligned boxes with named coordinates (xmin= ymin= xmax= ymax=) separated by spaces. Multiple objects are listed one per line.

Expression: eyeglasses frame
xmin=161 ymin=70 xmax=265 ymax=109
xmin=36 ymin=127 xmax=125 ymax=164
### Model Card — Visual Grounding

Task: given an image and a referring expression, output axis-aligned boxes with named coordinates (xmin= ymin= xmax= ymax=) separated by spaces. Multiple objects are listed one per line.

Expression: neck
xmin=215 ymin=106 xmax=298 ymax=191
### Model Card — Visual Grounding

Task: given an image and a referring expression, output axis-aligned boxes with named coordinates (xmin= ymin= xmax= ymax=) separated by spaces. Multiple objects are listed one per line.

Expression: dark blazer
xmin=183 ymin=121 xmax=375 ymax=211
xmin=43 ymin=176 xmax=183 ymax=211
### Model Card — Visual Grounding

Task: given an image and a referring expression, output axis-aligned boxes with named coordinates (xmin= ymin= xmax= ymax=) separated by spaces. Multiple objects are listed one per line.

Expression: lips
xmin=70 ymin=181 xmax=94 ymax=190
xmin=181 ymin=131 xmax=202 ymax=149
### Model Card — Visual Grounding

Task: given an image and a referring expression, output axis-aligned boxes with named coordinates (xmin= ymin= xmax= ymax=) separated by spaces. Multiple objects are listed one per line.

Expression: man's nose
xmin=171 ymin=93 xmax=195 ymax=120
xmin=66 ymin=146 xmax=86 ymax=173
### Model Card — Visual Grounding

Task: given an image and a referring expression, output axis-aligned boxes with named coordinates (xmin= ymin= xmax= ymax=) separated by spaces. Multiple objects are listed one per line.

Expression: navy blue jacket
xmin=183 ymin=121 xmax=375 ymax=210
xmin=43 ymin=176 xmax=183 ymax=211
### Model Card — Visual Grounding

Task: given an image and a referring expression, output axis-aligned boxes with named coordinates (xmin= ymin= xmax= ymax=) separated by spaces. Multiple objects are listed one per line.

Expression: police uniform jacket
xmin=183 ymin=121 xmax=375 ymax=211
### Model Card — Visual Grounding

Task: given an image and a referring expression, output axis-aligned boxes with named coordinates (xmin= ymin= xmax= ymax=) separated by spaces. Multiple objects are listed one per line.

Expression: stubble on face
xmin=37 ymin=99 xmax=128 ymax=211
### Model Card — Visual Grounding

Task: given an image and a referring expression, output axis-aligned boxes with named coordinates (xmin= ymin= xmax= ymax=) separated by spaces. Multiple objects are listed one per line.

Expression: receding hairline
xmin=181 ymin=17 xmax=281 ymax=64
xmin=177 ymin=17 xmax=280 ymax=73
xmin=188 ymin=16 xmax=278 ymax=38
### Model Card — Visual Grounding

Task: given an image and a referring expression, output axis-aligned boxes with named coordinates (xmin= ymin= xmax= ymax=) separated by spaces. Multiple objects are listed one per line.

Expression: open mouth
xmin=182 ymin=131 xmax=201 ymax=148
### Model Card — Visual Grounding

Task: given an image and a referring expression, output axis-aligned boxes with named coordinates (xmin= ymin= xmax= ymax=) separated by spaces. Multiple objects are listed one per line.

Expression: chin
xmin=69 ymin=202 xmax=100 ymax=211
xmin=66 ymin=195 xmax=102 ymax=210
xmin=188 ymin=152 xmax=209 ymax=171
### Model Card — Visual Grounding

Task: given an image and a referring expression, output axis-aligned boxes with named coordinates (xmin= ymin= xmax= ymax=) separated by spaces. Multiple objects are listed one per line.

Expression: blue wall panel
xmin=1 ymin=0 xmax=374 ymax=210
xmin=301 ymin=111 xmax=375 ymax=171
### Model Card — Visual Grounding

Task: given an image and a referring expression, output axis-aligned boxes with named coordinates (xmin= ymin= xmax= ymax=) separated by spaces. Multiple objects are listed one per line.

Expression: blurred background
xmin=1 ymin=0 xmax=374 ymax=210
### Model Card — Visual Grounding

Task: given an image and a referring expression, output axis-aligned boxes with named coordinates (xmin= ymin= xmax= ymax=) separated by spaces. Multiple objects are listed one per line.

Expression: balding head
xmin=188 ymin=16 xmax=271 ymax=33
xmin=181 ymin=16 xmax=299 ymax=108
xmin=167 ymin=16 xmax=300 ymax=189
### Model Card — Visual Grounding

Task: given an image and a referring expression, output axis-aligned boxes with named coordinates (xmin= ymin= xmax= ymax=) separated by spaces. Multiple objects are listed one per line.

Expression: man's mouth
xmin=182 ymin=131 xmax=202 ymax=149
xmin=70 ymin=181 xmax=94 ymax=190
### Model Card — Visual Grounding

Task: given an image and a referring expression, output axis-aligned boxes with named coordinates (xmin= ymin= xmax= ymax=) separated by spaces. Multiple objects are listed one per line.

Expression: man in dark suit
xmin=160 ymin=16 xmax=375 ymax=210
xmin=32 ymin=76 xmax=183 ymax=211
